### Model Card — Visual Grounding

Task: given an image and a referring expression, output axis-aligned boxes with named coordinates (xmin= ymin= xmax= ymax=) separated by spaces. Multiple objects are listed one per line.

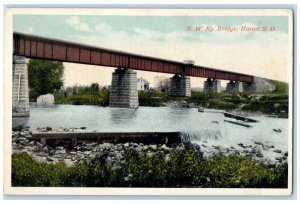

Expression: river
xmin=13 ymin=104 xmax=289 ymax=159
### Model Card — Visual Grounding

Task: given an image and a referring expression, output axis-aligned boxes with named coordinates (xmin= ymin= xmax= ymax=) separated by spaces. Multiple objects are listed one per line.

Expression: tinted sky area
xmin=14 ymin=15 xmax=290 ymax=87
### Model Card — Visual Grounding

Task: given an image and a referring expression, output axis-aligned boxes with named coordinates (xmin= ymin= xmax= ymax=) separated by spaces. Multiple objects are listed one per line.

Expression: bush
xmin=56 ymin=87 xmax=110 ymax=106
xmin=242 ymin=94 xmax=288 ymax=117
xmin=206 ymin=154 xmax=288 ymax=188
xmin=188 ymin=92 xmax=241 ymax=110
xmin=267 ymin=79 xmax=289 ymax=94
xmin=12 ymin=151 xmax=288 ymax=188
xmin=138 ymin=90 xmax=170 ymax=107
xmin=11 ymin=152 xmax=87 ymax=187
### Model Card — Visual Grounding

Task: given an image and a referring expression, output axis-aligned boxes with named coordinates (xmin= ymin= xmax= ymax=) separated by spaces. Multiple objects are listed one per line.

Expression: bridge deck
xmin=13 ymin=32 xmax=253 ymax=83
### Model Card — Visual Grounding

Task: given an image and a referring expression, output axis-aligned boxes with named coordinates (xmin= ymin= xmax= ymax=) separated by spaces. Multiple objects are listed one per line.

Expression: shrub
xmin=267 ymin=79 xmax=288 ymax=94
xmin=56 ymin=87 xmax=110 ymax=106
xmin=205 ymin=154 xmax=288 ymax=188
xmin=12 ymin=150 xmax=288 ymax=188
xmin=138 ymin=90 xmax=170 ymax=107
xmin=12 ymin=152 xmax=75 ymax=186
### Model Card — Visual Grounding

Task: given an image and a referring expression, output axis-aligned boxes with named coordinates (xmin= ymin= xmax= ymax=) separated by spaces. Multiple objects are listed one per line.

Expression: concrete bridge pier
xmin=226 ymin=80 xmax=243 ymax=92
xmin=169 ymin=75 xmax=191 ymax=97
xmin=12 ymin=55 xmax=30 ymax=117
xmin=109 ymin=68 xmax=139 ymax=108
xmin=203 ymin=78 xmax=221 ymax=93
xmin=243 ymin=82 xmax=256 ymax=92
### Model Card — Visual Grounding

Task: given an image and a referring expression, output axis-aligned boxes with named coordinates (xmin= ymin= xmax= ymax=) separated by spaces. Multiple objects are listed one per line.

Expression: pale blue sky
xmin=13 ymin=15 xmax=291 ymax=86
xmin=13 ymin=15 xmax=288 ymax=43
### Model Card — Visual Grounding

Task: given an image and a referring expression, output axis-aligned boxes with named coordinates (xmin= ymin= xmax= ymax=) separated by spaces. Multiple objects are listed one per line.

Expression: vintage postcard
xmin=3 ymin=8 xmax=293 ymax=196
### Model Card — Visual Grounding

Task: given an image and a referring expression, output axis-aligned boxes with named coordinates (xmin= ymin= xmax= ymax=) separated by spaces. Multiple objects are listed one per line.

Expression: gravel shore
xmin=12 ymin=128 xmax=288 ymax=169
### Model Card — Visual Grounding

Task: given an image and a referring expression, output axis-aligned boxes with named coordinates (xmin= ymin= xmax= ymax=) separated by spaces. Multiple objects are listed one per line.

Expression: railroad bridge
xmin=12 ymin=32 xmax=257 ymax=117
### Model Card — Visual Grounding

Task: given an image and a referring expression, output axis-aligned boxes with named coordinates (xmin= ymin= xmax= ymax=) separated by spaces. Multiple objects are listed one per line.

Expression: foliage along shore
xmin=54 ymin=90 xmax=288 ymax=118
xmin=12 ymin=149 xmax=287 ymax=188
xmin=27 ymin=58 xmax=288 ymax=118
xmin=12 ymin=127 xmax=288 ymax=188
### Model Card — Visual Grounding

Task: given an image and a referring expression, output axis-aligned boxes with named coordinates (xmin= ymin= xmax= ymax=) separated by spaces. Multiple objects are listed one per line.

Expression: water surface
xmin=13 ymin=104 xmax=289 ymax=154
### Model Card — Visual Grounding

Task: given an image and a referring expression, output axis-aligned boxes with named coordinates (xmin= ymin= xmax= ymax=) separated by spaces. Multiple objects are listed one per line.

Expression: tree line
xmin=27 ymin=59 xmax=109 ymax=105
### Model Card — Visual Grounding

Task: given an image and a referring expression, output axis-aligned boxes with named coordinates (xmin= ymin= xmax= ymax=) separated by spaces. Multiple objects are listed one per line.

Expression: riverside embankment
xmin=12 ymin=126 xmax=288 ymax=169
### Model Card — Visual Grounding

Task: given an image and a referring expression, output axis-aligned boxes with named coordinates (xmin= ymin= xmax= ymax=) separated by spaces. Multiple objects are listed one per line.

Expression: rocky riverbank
xmin=162 ymin=100 xmax=282 ymax=118
xmin=162 ymin=100 xmax=197 ymax=108
xmin=12 ymin=128 xmax=288 ymax=169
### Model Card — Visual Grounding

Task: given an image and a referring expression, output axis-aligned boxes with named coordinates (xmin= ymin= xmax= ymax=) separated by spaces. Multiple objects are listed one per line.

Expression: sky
xmin=13 ymin=14 xmax=291 ymax=87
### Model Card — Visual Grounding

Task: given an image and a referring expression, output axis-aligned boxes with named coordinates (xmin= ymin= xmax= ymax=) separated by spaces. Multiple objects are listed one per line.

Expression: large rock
xmin=37 ymin=94 xmax=55 ymax=105
xmin=252 ymin=146 xmax=262 ymax=154
xmin=273 ymin=149 xmax=282 ymax=154
xmin=149 ymin=145 xmax=157 ymax=150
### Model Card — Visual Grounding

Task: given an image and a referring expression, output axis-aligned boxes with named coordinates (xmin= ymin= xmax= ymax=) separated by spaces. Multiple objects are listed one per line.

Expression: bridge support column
xmin=226 ymin=80 xmax=243 ymax=92
xmin=243 ymin=82 xmax=256 ymax=92
xmin=109 ymin=68 xmax=139 ymax=108
xmin=12 ymin=56 xmax=30 ymax=117
xmin=203 ymin=78 xmax=221 ymax=93
xmin=169 ymin=75 xmax=191 ymax=97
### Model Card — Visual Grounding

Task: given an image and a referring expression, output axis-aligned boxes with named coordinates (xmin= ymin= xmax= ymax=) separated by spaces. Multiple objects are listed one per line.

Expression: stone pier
xmin=169 ymin=75 xmax=191 ymax=97
xmin=203 ymin=78 xmax=221 ymax=93
xmin=226 ymin=80 xmax=243 ymax=92
xmin=12 ymin=56 xmax=30 ymax=117
xmin=109 ymin=68 xmax=139 ymax=108
xmin=242 ymin=77 xmax=277 ymax=93
xmin=243 ymin=82 xmax=256 ymax=92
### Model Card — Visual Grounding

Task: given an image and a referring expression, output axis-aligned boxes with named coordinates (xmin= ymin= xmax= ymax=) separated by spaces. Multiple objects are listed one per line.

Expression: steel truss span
xmin=13 ymin=32 xmax=253 ymax=83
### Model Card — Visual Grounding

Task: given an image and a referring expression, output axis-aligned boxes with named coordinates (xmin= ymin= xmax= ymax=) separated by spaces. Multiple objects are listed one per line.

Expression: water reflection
xmin=109 ymin=108 xmax=137 ymax=125
xmin=167 ymin=107 xmax=192 ymax=125
xmin=12 ymin=117 xmax=30 ymax=129
xmin=10 ymin=105 xmax=288 ymax=153
xmin=30 ymin=102 xmax=58 ymax=109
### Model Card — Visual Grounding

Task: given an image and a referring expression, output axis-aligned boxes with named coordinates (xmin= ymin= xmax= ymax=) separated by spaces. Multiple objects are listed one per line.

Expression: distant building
xmin=137 ymin=77 xmax=150 ymax=91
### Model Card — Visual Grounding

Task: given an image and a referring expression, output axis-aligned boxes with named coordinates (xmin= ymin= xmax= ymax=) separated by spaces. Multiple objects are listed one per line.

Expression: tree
xmin=99 ymin=87 xmax=110 ymax=106
xmin=154 ymin=76 xmax=170 ymax=92
xmin=28 ymin=59 xmax=64 ymax=100
xmin=90 ymin=83 xmax=100 ymax=94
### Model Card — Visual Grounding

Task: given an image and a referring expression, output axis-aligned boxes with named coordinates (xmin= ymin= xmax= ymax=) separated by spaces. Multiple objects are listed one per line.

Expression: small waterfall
xmin=180 ymin=130 xmax=222 ymax=143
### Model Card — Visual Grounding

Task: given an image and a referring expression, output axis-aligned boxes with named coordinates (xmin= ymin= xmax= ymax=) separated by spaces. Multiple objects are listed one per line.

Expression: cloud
xmin=130 ymin=22 xmax=287 ymax=47
xmin=63 ymin=21 xmax=289 ymax=83
xmin=66 ymin=16 xmax=90 ymax=32
xmin=133 ymin=27 xmax=192 ymax=41
xmin=95 ymin=22 xmax=113 ymax=33
xmin=133 ymin=28 xmax=164 ymax=41
xmin=24 ymin=27 xmax=34 ymax=34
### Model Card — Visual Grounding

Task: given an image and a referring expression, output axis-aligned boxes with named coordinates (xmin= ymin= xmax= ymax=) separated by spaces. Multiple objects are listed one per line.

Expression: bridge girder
xmin=13 ymin=32 xmax=253 ymax=83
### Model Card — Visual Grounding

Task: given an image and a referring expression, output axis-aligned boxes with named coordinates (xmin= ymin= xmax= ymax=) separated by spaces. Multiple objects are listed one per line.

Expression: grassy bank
xmin=12 ymin=150 xmax=287 ymax=187
xmin=187 ymin=92 xmax=288 ymax=117
xmin=55 ymin=91 xmax=288 ymax=117
xmin=138 ymin=90 xmax=170 ymax=107
xmin=267 ymin=79 xmax=288 ymax=95
xmin=55 ymin=87 xmax=110 ymax=106
xmin=54 ymin=80 xmax=288 ymax=117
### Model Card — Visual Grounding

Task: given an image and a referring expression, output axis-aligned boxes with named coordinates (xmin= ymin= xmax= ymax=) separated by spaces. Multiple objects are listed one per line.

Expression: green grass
xmin=267 ymin=79 xmax=289 ymax=94
xmin=55 ymin=88 xmax=110 ymax=106
xmin=241 ymin=94 xmax=288 ymax=117
xmin=12 ymin=151 xmax=288 ymax=188
xmin=56 ymin=92 xmax=98 ymax=105
xmin=187 ymin=91 xmax=243 ymax=110
xmin=54 ymin=82 xmax=288 ymax=117
xmin=138 ymin=90 xmax=171 ymax=107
